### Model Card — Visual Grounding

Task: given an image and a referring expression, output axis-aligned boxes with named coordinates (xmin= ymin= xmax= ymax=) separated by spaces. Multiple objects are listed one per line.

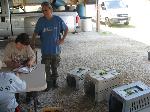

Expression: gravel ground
xmin=1 ymin=31 xmax=150 ymax=112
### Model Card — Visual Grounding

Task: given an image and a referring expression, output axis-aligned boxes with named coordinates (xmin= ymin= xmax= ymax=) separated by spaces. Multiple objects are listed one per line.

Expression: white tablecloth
xmin=2 ymin=63 xmax=47 ymax=92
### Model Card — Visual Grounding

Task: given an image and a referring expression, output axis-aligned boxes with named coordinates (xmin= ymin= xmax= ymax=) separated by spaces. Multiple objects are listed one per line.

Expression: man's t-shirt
xmin=34 ymin=15 xmax=68 ymax=55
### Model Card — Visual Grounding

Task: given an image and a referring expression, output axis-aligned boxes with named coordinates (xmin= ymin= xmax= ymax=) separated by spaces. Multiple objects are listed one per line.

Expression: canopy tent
xmin=10 ymin=0 xmax=49 ymax=6
xmin=10 ymin=0 xmax=96 ymax=6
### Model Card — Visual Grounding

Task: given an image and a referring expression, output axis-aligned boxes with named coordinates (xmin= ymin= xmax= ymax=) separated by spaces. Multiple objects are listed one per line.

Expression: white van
xmin=100 ymin=0 xmax=130 ymax=27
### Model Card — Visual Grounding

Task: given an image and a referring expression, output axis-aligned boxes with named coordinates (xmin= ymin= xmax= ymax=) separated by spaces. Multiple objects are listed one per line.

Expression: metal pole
xmin=96 ymin=0 xmax=100 ymax=32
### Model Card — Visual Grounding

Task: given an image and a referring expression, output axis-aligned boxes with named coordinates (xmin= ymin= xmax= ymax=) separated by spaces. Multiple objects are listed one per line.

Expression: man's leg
xmin=26 ymin=92 xmax=40 ymax=106
xmin=51 ymin=67 xmax=58 ymax=88
xmin=45 ymin=63 xmax=53 ymax=90
xmin=26 ymin=92 xmax=32 ymax=104
xmin=51 ymin=55 xmax=60 ymax=88
xmin=15 ymin=93 xmax=20 ymax=104
xmin=41 ymin=55 xmax=53 ymax=91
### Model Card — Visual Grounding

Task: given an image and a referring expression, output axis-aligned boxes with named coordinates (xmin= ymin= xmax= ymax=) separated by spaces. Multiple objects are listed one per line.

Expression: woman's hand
xmin=27 ymin=59 xmax=35 ymax=68
xmin=13 ymin=61 xmax=21 ymax=68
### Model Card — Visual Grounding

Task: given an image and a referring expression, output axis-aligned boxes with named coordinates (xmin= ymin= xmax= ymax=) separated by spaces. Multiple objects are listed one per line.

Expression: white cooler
xmin=66 ymin=67 xmax=90 ymax=90
xmin=109 ymin=81 xmax=150 ymax=112
xmin=84 ymin=68 xmax=124 ymax=102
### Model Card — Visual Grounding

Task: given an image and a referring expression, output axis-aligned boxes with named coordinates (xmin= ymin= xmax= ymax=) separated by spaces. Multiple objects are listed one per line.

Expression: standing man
xmin=32 ymin=2 xmax=68 ymax=91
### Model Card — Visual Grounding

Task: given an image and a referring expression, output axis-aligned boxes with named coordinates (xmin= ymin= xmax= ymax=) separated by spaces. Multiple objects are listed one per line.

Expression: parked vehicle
xmin=0 ymin=0 xmax=78 ymax=38
xmin=100 ymin=0 xmax=130 ymax=27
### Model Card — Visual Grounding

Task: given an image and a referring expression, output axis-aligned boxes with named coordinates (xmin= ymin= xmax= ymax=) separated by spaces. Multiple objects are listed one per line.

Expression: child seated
xmin=0 ymin=60 xmax=26 ymax=112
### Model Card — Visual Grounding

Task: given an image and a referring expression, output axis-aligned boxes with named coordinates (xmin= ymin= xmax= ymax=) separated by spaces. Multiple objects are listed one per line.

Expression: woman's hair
xmin=15 ymin=33 xmax=30 ymax=45
xmin=41 ymin=1 xmax=53 ymax=10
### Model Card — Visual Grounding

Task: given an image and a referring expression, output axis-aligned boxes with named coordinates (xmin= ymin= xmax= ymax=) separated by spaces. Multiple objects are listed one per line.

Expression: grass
xmin=100 ymin=22 xmax=135 ymax=28
xmin=108 ymin=24 xmax=135 ymax=28
xmin=99 ymin=31 xmax=113 ymax=35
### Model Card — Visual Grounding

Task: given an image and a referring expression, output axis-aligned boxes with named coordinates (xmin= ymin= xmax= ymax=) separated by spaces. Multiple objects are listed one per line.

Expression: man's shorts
xmin=41 ymin=54 xmax=61 ymax=67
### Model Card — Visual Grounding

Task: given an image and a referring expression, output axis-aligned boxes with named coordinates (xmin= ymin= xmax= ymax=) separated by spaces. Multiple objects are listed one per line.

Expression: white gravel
xmin=1 ymin=31 xmax=150 ymax=112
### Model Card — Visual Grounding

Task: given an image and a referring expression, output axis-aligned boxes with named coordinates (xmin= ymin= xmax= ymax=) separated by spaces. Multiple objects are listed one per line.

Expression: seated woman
xmin=3 ymin=33 xmax=36 ymax=104
xmin=3 ymin=33 xmax=36 ymax=69
xmin=0 ymin=60 xmax=26 ymax=112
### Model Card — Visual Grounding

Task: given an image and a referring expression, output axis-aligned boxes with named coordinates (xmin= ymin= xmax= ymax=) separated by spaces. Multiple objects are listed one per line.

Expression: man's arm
xmin=31 ymin=33 xmax=38 ymax=49
xmin=58 ymin=27 xmax=68 ymax=44
xmin=27 ymin=32 xmax=38 ymax=66
xmin=26 ymin=45 xmax=36 ymax=67
xmin=62 ymin=26 xmax=68 ymax=40
xmin=7 ymin=73 xmax=26 ymax=92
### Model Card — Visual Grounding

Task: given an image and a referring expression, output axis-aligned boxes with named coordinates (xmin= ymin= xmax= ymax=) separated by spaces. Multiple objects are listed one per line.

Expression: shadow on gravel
xmin=109 ymin=24 xmax=135 ymax=28
xmin=60 ymin=86 xmax=77 ymax=96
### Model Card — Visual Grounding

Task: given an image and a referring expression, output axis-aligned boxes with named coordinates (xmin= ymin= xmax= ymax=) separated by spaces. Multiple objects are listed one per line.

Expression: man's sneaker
xmin=43 ymin=87 xmax=50 ymax=92
xmin=26 ymin=98 xmax=41 ymax=106
xmin=33 ymin=99 xmax=41 ymax=106
xmin=52 ymin=79 xmax=59 ymax=89
xmin=43 ymin=80 xmax=53 ymax=92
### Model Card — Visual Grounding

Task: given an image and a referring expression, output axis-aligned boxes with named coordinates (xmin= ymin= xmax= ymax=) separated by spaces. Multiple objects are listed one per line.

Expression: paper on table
xmin=13 ymin=65 xmax=37 ymax=74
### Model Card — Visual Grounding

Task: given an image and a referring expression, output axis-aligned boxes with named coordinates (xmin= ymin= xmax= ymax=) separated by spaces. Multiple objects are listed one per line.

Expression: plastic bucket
xmin=52 ymin=0 xmax=66 ymax=8
xmin=80 ymin=17 xmax=92 ymax=32
xmin=57 ymin=6 xmax=65 ymax=11
xmin=77 ymin=3 xmax=85 ymax=17
xmin=69 ymin=6 xmax=76 ymax=11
